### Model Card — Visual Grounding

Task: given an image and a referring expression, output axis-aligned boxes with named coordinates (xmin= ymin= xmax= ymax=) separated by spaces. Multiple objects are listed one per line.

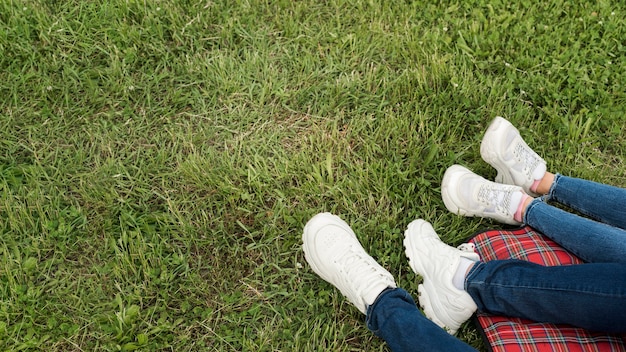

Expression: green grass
xmin=1 ymin=0 xmax=625 ymax=350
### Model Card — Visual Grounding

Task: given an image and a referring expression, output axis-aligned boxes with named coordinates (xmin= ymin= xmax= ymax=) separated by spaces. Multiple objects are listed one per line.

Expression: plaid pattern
xmin=469 ymin=226 xmax=626 ymax=352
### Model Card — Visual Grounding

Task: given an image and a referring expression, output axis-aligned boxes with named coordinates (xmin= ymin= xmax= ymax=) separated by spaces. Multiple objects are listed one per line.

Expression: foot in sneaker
xmin=442 ymin=165 xmax=530 ymax=225
xmin=302 ymin=213 xmax=396 ymax=314
xmin=480 ymin=116 xmax=547 ymax=196
xmin=404 ymin=219 xmax=479 ymax=335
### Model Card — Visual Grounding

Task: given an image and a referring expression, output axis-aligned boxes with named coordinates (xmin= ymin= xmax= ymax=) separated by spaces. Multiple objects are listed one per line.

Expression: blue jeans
xmin=466 ymin=175 xmax=626 ymax=333
xmin=368 ymin=176 xmax=626 ymax=350
xmin=524 ymin=174 xmax=626 ymax=263
xmin=466 ymin=260 xmax=626 ymax=333
xmin=366 ymin=288 xmax=477 ymax=352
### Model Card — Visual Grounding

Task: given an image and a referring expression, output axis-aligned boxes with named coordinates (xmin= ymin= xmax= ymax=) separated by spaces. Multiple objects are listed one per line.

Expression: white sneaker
xmin=480 ymin=116 xmax=547 ymax=196
xmin=442 ymin=165 xmax=524 ymax=225
xmin=302 ymin=213 xmax=396 ymax=314
xmin=403 ymin=219 xmax=479 ymax=335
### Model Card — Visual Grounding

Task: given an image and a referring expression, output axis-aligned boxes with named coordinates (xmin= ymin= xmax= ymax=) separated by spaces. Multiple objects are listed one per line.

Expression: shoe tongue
xmin=514 ymin=142 xmax=546 ymax=180
xmin=478 ymin=183 xmax=518 ymax=215
xmin=340 ymin=249 xmax=395 ymax=308
xmin=508 ymin=191 xmax=523 ymax=215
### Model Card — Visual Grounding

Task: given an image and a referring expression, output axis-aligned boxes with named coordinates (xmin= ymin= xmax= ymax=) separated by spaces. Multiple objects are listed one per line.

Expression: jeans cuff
xmin=365 ymin=287 xmax=397 ymax=329
xmin=523 ymin=173 xmax=562 ymax=224
xmin=523 ymin=197 xmax=544 ymax=224
xmin=545 ymin=173 xmax=563 ymax=202
xmin=464 ymin=261 xmax=484 ymax=290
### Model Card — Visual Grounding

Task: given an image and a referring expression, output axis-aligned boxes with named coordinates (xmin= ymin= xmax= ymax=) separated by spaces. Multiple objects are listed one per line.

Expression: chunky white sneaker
xmin=480 ymin=116 xmax=547 ymax=196
xmin=403 ymin=219 xmax=479 ymax=335
xmin=442 ymin=165 xmax=524 ymax=225
xmin=302 ymin=213 xmax=396 ymax=314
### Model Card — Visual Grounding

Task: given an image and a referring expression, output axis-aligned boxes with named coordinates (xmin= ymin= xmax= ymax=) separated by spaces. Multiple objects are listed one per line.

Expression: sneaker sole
xmin=418 ymin=282 xmax=455 ymax=334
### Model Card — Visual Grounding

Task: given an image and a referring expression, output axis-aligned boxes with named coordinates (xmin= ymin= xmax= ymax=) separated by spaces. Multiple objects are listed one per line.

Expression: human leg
xmin=302 ymin=213 xmax=476 ymax=352
xmin=466 ymin=259 xmax=626 ymax=333
xmin=367 ymin=288 xmax=477 ymax=352
xmin=404 ymin=219 xmax=626 ymax=334
xmin=403 ymin=219 xmax=480 ymax=334
xmin=441 ymin=164 xmax=626 ymax=263
xmin=545 ymin=174 xmax=626 ymax=230
xmin=524 ymin=198 xmax=626 ymax=263
xmin=441 ymin=164 xmax=530 ymax=226
xmin=481 ymin=116 xmax=626 ymax=229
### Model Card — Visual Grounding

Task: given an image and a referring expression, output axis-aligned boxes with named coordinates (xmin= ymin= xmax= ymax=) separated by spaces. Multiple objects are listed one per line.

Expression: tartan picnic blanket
xmin=468 ymin=226 xmax=626 ymax=352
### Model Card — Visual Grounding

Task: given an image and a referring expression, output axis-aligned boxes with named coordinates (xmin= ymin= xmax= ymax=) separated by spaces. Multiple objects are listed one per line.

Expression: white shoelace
xmin=513 ymin=142 xmax=541 ymax=178
xmin=335 ymin=246 xmax=391 ymax=301
xmin=477 ymin=183 xmax=515 ymax=215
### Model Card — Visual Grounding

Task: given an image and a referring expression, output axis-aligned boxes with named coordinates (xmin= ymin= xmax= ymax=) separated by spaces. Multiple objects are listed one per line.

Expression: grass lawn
xmin=1 ymin=0 xmax=625 ymax=350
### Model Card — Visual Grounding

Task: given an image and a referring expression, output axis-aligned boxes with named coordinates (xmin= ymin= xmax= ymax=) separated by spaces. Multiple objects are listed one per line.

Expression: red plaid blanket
xmin=469 ymin=226 xmax=626 ymax=352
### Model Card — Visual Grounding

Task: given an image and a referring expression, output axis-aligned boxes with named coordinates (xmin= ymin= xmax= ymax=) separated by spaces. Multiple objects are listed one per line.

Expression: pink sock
xmin=530 ymin=179 xmax=542 ymax=193
xmin=514 ymin=194 xmax=532 ymax=223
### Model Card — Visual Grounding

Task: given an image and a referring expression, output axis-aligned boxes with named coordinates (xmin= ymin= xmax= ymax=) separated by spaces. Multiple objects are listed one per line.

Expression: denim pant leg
xmin=524 ymin=198 xmax=626 ymax=263
xmin=366 ymin=288 xmax=477 ymax=352
xmin=466 ymin=260 xmax=626 ymax=333
xmin=547 ymin=175 xmax=626 ymax=229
